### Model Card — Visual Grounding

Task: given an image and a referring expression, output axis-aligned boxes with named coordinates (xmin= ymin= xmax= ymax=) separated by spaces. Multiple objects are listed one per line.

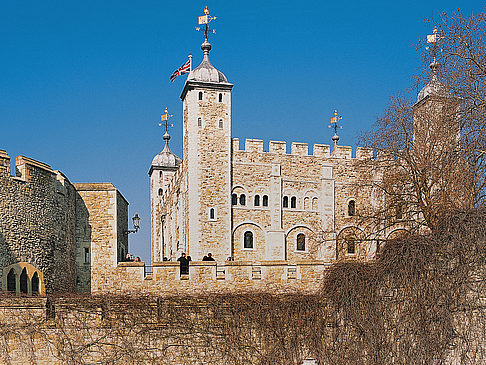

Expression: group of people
xmin=124 ymin=253 xmax=141 ymax=262
xmin=177 ymin=252 xmax=215 ymax=275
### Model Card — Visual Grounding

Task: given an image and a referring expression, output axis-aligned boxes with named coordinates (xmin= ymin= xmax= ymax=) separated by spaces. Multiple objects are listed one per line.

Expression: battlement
xmin=232 ymin=138 xmax=373 ymax=160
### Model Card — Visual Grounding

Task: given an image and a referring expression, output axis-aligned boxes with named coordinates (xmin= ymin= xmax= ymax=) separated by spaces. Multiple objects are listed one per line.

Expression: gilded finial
xmin=159 ymin=107 xmax=174 ymax=135
xmin=329 ymin=110 xmax=343 ymax=150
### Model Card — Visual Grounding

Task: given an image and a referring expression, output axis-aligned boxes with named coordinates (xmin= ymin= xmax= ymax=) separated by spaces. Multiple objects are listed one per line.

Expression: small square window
xmin=84 ymin=247 xmax=90 ymax=263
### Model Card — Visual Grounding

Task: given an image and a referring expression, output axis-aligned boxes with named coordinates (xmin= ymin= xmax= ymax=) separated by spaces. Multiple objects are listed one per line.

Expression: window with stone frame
xmin=291 ymin=196 xmax=297 ymax=209
xmin=158 ymin=188 xmax=163 ymax=196
xmin=32 ymin=272 xmax=39 ymax=295
xmin=312 ymin=197 xmax=318 ymax=210
xmin=209 ymin=208 xmax=215 ymax=220
xmin=219 ymin=93 xmax=223 ymax=102
xmin=197 ymin=117 xmax=202 ymax=127
xmin=347 ymin=237 xmax=356 ymax=254
xmin=297 ymin=233 xmax=306 ymax=251
xmin=304 ymin=197 xmax=310 ymax=210
xmin=198 ymin=91 xmax=203 ymax=100
xmin=20 ymin=268 xmax=28 ymax=294
xmin=348 ymin=200 xmax=356 ymax=216
xmin=262 ymin=195 xmax=269 ymax=207
xmin=244 ymin=231 xmax=254 ymax=249
xmin=84 ymin=247 xmax=90 ymax=263
xmin=239 ymin=194 xmax=246 ymax=206
xmin=232 ymin=194 xmax=237 ymax=205
xmin=283 ymin=196 xmax=289 ymax=208
xmin=254 ymin=195 xmax=260 ymax=206
xmin=219 ymin=119 xmax=223 ymax=128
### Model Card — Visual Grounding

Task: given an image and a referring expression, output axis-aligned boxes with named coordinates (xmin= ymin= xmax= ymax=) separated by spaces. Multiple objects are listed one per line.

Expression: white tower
xmin=180 ymin=11 xmax=234 ymax=262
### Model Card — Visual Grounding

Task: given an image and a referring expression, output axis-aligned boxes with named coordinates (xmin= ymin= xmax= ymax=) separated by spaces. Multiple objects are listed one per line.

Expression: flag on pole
xmin=330 ymin=116 xmax=337 ymax=123
xmin=170 ymin=58 xmax=191 ymax=83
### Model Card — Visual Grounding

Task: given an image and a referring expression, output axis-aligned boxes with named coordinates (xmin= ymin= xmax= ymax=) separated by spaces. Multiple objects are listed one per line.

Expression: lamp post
xmin=125 ymin=213 xmax=141 ymax=235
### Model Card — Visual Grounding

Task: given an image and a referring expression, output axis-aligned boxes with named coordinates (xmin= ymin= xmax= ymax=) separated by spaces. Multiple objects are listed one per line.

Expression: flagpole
xmin=189 ymin=54 xmax=192 ymax=71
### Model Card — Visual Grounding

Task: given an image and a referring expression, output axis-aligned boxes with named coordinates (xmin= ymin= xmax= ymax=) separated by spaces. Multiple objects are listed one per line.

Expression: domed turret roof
xmin=417 ymin=60 xmax=447 ymax=102
xmin=187 ymin=41 xmax=228 ymax=83
xmin=151 ymin=132 xmax=181 ymax=169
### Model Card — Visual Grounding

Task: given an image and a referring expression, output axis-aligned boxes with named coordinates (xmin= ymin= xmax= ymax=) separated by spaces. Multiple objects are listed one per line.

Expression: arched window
xmin=239 ymin=194 xmax=246 ymax=206
xmin=158 ymin=188 xmax=163 ymax=196
xmin=219 ymin=93 xmax=223 ymax=102
xmin=219 ymin=119 xmax=223 ymax=128
xmin=198 ymin=91 xmax=203 ymax=100
xmin=291 ymin=196 xmax=297 ymax=209
xmin=304 ymin=197 xmax=310 ymax=210
xmin=348 ymin=200 xmax=356 ymax=216
xmin=283 ymin=196 xmax=289 ymax=208
xmin=244 ymin=231 xmax=253 ymax=249
xmin=262 ymin=195 xmax=268 ymax=207
xmin=297 ymin=233 xmax=306 ymax=251
xmin=7 ymin=269 xmax=16 ymax=292
xmin=32 ymin=272 xmax=39 ymax=295
xmin=347 ymin=237 xmax=356 ymax=254
xmin=197 ymin=117 xmax=202 ymax=127
xmin=312 ymin=197 xmax=318 ymax=210
xmin=209 ymin=208 xmax=215 ymax=219
xmin=232 ymin=194 xmax=237 ymax=205
xmin=20 ymin=268 xmax=28 ymax=294
xmin=254 ymin=195 xmax=260 ymax=206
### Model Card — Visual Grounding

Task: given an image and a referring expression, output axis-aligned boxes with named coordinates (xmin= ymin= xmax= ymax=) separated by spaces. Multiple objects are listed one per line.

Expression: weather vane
xmin=329 ymin=110 xmax=343 ymax=148
xmin=159 ymin=108 xmax=174 ymax=133
xmin=195 ymin=6 xmax=217 ymax=42
xmin=426 ymin=26 xmax=442 ymax=61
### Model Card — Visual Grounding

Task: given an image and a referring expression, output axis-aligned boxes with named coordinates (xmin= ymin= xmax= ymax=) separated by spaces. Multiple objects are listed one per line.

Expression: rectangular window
xmin=84 ymin=247 xmax=90 ymax=263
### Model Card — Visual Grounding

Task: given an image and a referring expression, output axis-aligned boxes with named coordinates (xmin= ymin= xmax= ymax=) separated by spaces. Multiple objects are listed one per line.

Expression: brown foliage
xmin=0 ymin=210 xmax=484 ymax=364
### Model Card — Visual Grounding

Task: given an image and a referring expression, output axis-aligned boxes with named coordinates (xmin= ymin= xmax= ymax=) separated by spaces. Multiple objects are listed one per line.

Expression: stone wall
xmin=0 ymin=151 xmax=77 ymax=293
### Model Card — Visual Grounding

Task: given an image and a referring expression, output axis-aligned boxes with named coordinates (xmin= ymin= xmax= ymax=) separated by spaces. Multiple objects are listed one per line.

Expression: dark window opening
xmin=254 ymin=195 xmax=260 ymax=206
xmin=244 ymin=231 xmax=254 ymax=249
xmin=158 ymin=188 xmax=163 ymax=196
xmin=348 ymin=200 xmax=356 ymax=216
xmin=347 ymin=238 xmax=356 ymax=254
xmin=283 ymin=196 xmax=289 ymax=208
xmin=297 ymin=233 xmax=306 ymax=251
xmin=84 ymin=247 xmax=90 ymax=263
xmin=219 ymin=119 xmax=223 ymax=128
xmin=219 ymin=93 xmax=223 ymax=102
xmin=232 ymin=194 xmax=237 ymax=205
xmin=7 ymin=269 xmax=16 ymax=292
xmin=20 ymin=268 xmax=28 ymax=294
xmin=198 ymin=91 xmax=203 ymax=100
xmin=262 ymin=195 xmax=268 ymax=207
xmin=210 ymin=208 xmax=215 ymax=219
xmin=291 ymin=196 xmax=297 ymax=209
xmin=198 ymin=117 xmax=202 ymax=127
xmin=239 ymin=194 xmax=246 ymax=206
xmin=32 ymin=272 xmax=39 ymax=295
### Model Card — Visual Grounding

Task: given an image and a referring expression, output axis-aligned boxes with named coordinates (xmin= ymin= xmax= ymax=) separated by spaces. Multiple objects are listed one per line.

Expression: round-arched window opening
xmin=291 ymin=196 xmax=297 ymax=209
xmin=219 ymin=119 xmax=223 ymax=128
xmin=283 ymin=196 xmax=289 ymax=208
xmin=209 ymin=208 xmax=215 ymax=220
xmin=297 ymin=233 xmax=306 ymax=251
xmin=347 ymin=237 xmax=356 ymax=254
xmin=7 ymin=269 xmax=16 ymax=292
xmin=348 ymin=200 xmax=356 ymax=216
xmin=254 ymin=195 xmax=260 ymax=206
xmin=262 ymin=195 xmax=268 ymax=207
xmin=239 ymin=194 xmax=246 ymax=206
xmin=198 ymin=91 xmax=203 ymax=100
xmin=198 ymin=117 xmax=202 ymax=127
xmin=219 ymin=93 xmax=223 ymax=102
xmin=244 ymin=231 xmax=254 ymax=249
xmin=158 ymin=188 xmax=163 ymax=196
xmin=232 ymin=194 xmax=237 ymax=205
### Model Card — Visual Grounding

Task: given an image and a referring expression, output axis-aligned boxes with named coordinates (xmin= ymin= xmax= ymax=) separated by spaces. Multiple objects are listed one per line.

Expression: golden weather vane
xmin=426 ymin=26 xmax=442 ymax=60
xmin=329 ymin=110 xmax=343 ymax=147
xmin=159 ymin=108 xmax=174 ymax=133
xmin=195 ymin=6 xmax=217 ymax=42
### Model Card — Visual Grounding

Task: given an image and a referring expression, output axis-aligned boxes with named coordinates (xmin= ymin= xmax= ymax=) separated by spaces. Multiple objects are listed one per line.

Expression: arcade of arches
xmin=2 ymin=262 xmax=44 ymax=295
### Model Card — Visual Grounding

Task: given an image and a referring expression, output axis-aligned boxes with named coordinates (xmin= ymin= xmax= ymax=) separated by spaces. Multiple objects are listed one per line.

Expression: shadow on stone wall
xmin=75 ymin=191 xmax=92 ymax=293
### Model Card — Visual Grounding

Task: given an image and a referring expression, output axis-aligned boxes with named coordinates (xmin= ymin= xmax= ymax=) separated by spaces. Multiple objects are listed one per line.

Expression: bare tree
xmin=360 ymin=10 xmax=486 ymax=232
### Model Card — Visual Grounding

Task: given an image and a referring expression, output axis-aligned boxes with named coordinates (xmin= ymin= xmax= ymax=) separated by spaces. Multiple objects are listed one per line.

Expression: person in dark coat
xmin=177 ymin=253 xmax=189 ymax=275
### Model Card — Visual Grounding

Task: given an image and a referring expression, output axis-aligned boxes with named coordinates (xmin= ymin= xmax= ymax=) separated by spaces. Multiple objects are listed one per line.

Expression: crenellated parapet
xmin=232 ymin=138 xmax=374 ymax=160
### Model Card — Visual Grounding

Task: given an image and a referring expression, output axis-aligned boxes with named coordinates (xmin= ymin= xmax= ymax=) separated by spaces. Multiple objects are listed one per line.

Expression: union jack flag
xmin=170 ymin=58 xmax=191 ymax=83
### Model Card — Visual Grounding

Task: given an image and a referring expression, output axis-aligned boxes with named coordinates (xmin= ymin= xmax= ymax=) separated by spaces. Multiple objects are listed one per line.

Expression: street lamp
xmin=125 ymin=213 xmax=141 ymax=235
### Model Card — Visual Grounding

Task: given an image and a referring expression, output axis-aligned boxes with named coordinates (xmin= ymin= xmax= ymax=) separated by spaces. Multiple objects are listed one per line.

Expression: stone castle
xmin=0 ymin=16 xmax=445 ymax=297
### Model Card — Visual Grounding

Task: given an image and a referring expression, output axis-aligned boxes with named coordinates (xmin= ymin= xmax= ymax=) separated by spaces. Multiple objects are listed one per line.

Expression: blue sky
xmin=1 ymin=1 xmax=483 ymax=262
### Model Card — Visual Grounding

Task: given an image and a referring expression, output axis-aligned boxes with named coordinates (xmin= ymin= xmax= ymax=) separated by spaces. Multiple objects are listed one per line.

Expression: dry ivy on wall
xmin=0 ymin=210 xmax=484 ymax=364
